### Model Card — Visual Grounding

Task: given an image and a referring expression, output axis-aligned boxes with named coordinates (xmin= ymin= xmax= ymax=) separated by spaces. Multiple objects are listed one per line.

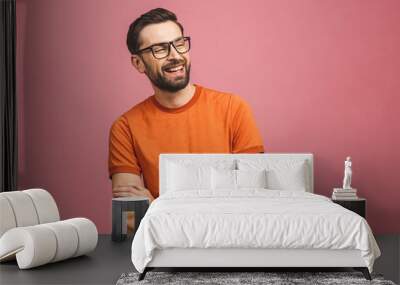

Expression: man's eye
xmin=153 ymin=46 xmax=167 ymax=53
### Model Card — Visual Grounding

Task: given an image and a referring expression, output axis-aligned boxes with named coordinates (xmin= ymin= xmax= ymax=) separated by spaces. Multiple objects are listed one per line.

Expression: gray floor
xmin=375 ymin=235 xmax=400 ymax=284
xmin=0 ymin=235 xmax=399 ymax=285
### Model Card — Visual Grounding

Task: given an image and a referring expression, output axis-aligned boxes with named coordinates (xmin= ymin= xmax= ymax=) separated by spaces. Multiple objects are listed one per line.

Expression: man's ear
xmin=131 ymin=55 xmax=146 ymax=74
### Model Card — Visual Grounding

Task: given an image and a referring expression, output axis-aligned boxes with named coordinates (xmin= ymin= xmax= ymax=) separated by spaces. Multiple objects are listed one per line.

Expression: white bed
xmin=131 ymin=153 xmax=380 ymax=280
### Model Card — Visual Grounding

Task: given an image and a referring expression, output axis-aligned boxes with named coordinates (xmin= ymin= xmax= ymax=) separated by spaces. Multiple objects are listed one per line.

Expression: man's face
xmin=135 ymin=21 xmax=191 ymax=92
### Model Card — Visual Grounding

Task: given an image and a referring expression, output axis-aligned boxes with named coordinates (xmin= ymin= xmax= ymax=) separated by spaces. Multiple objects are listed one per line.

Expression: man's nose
xmin=167 ymin=44 xmax=182 ymax=60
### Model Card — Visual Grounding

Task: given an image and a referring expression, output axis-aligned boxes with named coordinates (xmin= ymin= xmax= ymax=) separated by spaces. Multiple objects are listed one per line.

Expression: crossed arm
xmin=111 ymin=173 xmax=155 ymax=203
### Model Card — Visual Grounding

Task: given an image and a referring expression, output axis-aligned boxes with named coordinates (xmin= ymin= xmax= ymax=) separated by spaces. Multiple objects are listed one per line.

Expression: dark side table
xmin=332 ymin=198 xmax=366 ymax=218
xmin=112 ymin=197 xmax=149 ymax=242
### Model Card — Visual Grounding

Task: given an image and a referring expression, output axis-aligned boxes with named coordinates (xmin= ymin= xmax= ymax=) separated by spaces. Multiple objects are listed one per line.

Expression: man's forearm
xmin=112 ymin=185 xmax=155 ymax=202
xmin=111 ymin=173 xmax=154 ymax=202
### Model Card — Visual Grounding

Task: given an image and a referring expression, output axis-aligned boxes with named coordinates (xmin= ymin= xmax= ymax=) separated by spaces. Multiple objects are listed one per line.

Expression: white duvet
xmin=131 ymin=190 xmax=380 ymax=273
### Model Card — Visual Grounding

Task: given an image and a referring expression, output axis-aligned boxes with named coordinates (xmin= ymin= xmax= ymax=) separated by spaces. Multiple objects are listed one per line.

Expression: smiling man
xmin=109 ymin=8 xmax=264 ymax=202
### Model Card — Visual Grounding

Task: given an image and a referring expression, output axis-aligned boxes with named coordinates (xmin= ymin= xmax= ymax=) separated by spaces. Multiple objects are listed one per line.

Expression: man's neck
xmin=153 ymin=83 xmax=196 ymax=109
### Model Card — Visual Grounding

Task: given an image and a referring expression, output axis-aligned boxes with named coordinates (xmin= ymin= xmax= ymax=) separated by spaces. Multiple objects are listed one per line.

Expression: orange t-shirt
xmin=108 ymin=84 xmax=264 ymax=198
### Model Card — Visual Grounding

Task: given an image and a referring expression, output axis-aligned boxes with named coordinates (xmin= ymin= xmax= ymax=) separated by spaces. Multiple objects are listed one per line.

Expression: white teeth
xmin=166 ymin=65 xmax=184 ymax=72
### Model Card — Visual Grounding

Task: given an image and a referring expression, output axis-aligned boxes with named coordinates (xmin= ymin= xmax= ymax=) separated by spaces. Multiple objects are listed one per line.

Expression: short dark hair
xmin=126 ymin=8 xmax=184 ymax=55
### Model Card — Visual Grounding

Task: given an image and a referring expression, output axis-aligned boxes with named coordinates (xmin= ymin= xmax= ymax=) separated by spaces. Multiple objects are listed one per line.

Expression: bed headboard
xmin=159 ymin=153 xmax=314 ymax=195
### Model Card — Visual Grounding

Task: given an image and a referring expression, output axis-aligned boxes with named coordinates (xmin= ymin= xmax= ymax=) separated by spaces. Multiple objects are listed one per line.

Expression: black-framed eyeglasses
xmin=135 ymin=36 xmax=191 ymax=59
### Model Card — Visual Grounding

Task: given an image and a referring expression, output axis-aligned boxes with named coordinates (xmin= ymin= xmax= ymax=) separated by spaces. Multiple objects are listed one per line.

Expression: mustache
xmin=163 ymin=60 xmax=186 ymax=70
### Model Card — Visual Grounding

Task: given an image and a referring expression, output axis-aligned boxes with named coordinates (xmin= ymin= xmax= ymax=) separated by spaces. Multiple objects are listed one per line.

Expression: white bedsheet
xmin=131 ymin=190 xmax=380 ymax=273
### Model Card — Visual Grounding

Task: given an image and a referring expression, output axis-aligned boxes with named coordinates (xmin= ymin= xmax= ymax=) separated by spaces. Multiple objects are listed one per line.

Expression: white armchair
xmin=0 ymin=189 xmax=98 ymax=269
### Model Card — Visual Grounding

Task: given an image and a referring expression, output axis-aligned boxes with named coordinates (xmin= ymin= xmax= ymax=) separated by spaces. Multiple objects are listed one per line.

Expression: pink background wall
xmin=16 ymin=0 xmax=400 ymax=234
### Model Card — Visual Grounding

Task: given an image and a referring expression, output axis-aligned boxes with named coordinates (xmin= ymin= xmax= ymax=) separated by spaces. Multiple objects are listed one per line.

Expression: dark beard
xmin=144 ymin=60 xmax=191 ymax=92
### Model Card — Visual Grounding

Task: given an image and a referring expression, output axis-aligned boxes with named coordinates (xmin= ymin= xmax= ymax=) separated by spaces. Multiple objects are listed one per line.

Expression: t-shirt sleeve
xmin=230 ymin=95 xmax=265 ymax=153
xmin=108 ymin=116 xmax=142 ymax=178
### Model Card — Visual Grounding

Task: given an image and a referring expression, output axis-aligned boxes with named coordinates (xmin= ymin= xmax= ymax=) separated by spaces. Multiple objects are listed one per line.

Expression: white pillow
xmin=167 ymin=162 xmax=212 ymax=191
xmin=266 ymin=167 xmax=306 ymax=191
xmin=237 ymin=169 xmax=267 ymax=188
xmin=211 ymin=168 xmax=236 ymax=190
xmin=211 ymin=169 xmax=268 ymax=190
xmin=237 ymin=159 xmax=308 ymax=191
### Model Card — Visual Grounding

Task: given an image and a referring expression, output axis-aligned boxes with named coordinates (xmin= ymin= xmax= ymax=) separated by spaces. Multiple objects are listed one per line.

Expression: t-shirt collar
xmin=150 ymin=84 xmax=201 ymax=114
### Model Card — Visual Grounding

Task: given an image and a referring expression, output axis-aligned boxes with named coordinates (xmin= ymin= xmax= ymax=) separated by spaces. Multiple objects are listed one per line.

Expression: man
xmin=109 ymin=8 xmax=264 ymax=202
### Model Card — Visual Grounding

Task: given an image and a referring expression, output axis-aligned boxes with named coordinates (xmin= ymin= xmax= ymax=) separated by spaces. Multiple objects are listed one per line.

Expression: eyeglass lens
xmin=152 ymin=38 xmax=190 ymax=59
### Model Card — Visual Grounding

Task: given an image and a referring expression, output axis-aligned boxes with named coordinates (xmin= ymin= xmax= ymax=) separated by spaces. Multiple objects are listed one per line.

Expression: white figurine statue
xmin=343 ymin=156 xmax=352 ymax=189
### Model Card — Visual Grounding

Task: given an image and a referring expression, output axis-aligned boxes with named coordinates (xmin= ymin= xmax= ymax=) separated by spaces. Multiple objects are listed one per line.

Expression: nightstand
xmin=332 ymin=198 xmax=366 ymax=218
xmin=112 ymin=197 xmax=149 ymax=242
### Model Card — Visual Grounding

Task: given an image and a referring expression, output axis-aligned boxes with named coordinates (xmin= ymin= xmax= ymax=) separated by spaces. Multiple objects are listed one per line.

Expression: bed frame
xmin=138 ymin=153 xmax=371 ymax=280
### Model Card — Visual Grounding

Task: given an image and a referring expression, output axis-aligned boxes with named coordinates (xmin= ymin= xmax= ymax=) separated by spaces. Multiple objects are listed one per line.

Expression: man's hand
xmin=112 ymin=185 xmax=155 ymax=203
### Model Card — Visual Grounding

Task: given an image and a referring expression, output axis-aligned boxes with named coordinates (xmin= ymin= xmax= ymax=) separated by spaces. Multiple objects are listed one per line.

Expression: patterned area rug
xmin=116 ymin=271 xmax=396 ymax=285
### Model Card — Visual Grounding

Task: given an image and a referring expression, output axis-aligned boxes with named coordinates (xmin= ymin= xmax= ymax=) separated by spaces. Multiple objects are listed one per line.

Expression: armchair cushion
xmin=0 ymin=218 xmax=97 ymax=269
xmin=0 ymin=189 xmax=97 ymax=269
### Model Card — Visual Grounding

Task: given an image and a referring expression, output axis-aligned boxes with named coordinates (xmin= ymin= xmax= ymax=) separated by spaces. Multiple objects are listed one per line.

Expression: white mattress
xmin=131 ymin=190 xmax=380 ymax=273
